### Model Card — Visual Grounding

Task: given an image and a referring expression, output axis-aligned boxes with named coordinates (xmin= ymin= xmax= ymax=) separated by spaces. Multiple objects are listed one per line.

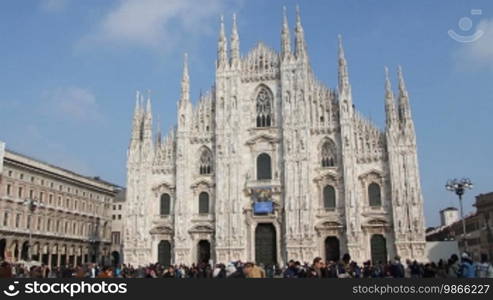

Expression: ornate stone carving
xmin=123 ymin=10 xmax=426 ymax=266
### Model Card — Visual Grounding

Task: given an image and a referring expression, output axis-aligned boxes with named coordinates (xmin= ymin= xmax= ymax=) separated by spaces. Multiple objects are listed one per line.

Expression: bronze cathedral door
xmin=255 ymin=223 xmax=277 ymax=265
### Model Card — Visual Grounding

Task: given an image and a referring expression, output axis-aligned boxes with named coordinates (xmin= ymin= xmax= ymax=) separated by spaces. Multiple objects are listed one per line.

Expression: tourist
xmin=436 ymin=259 xmax=448 ymax=278
xmin=283 ymin=260 xmax=298 ymax=278
xmin=458 ymin=253 xmax=476 ymax=278
xmin=243 ymin=262 xmax=265 ymax=278
xmin=476 ymin=254 xmax=493 ymax=278
xmin=308 ymin=257 xmax=323 ymax=278
xmin=447 ymin=254 xmax=459 ymax=277
xmin=389 ymin=256 xmax=405 ymax=278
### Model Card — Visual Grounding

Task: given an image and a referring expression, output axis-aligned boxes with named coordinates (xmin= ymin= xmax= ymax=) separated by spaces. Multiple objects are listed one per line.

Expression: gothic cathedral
xmin=124 ymin=8 xmax=426 ymax=267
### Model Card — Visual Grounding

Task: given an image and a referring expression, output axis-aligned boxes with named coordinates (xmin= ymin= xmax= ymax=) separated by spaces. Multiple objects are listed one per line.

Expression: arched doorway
xmin=197 ymin=240 xmax=211 ymax=264
xmin=255 ymin=223 xmax=276 ymax=266
xmin=158 ymin=240 xmax=171 ymax=267
xmin=0 ymin=239 xmax=6 ymax=261
xmin=370 ymin=234 xmax=388 ymax=264
xmin=21 ymin=241 xmax=29 ymax=261
xmin=325 ymin=236 xmax=340 ymax=262
xmin=111 ymin=251 xmax=120 ymax=266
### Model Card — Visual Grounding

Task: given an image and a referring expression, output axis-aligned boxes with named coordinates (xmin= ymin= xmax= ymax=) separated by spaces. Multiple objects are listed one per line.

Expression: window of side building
xmin=3 ymin=212 xmax=9 ymax=227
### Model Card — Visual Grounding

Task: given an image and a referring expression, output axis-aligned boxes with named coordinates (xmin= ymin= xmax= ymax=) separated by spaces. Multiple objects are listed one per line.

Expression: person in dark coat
xmin=0 ymin=262 xmax=12 ymax=278
xmin=390 ymin=256 xmax=405 ymax=278
xmin=283 ymin=260 xmax=298 ymax=278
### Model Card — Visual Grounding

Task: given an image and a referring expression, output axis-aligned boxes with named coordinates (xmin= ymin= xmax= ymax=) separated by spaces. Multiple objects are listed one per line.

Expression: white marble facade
xmin=123 ymin=8 xmax=426 ymax=267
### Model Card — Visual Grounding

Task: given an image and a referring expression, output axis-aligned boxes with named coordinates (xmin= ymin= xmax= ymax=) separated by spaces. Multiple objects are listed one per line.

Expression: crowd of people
xmin=1 ymin=252 xmax=492 ymax=279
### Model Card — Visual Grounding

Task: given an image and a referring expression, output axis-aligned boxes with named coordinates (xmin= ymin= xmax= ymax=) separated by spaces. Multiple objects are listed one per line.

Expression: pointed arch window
xmin=160 ymin=193 xmax=171 ymax=216
xmin=368 ymin=183 xmax=382 ymax=207
xmin=198 ymin=192 xmax=209 ymax=214
xmin=323 ymin=185 xmax=336 ymax=209
xmin=257 ymin=153 xmax=272 ymax=180
xmin=321 ymin=140 xmax=336 ymax=167
xmin=199 ymin=148 xmax=213 ymax=175
xmin=256 ymin=86 xmax=273 ymax=127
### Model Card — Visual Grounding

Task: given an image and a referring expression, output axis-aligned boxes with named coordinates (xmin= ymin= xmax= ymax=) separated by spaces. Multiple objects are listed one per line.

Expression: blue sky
xmin=0 ymin=0 xmax=492 ymax=227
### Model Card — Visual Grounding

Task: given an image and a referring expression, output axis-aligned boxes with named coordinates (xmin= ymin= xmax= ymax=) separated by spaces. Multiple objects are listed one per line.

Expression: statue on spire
xmin=217 ymin=15 xmax=228 ymax=69
xmin=294 ymin=5 xmax=306 ymax=59
xmin=281 ymin=6 xmax=292 ymax=60
xmin=384 ymin=66 xmax=398 ymax=128
xmin=338 ymin=34 xmax=350 ymax=93
xmin=181 ymin=53 xmax=190 ymax=103
xmin=397 ymin=66 xmax=414 ymax=130
xmin=230 ymin=13 xmax=240 ymax=66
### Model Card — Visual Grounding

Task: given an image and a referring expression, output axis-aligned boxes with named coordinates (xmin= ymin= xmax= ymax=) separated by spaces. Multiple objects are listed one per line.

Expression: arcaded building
xmin=0 ymin=141 xmax=119 ymax=266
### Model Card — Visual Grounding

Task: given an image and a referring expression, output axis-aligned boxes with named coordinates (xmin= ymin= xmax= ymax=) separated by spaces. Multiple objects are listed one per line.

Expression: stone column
xmin=3 ymin=237 xmax=11 ymax=262
xmin=47 ymin=250 xmax=52 ymax=267
xmin=17 ymin=240 xmax=23 ymax=262
xmin=38 ymin=244 xmax=42 ymax=263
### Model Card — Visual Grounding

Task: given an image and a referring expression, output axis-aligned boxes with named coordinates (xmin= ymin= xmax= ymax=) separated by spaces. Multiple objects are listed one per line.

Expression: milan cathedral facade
xmin=124 ymin=8 xmax=426 ymax=267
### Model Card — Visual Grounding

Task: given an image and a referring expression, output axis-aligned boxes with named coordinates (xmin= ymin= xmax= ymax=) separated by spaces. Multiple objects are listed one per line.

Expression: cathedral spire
xmin=384 ymin=67 xmax=398 ymax=129
xmin=134 ymin=90 xmax=142 ymax=119
xmin=143 ymin=90 xmax=153 ymax=141
xmin=156 ymin=114 xmax=162 ymax=146
xmin=338 ymin=35 xmax=350 ymax=94
xmin=180 ymin=53 xmax=190 ymax=104
xmin=281 ymin=6 xmax=292 ymax=60
xmin=397 ymin=66 xmax=413 ymax=126
xmin=397 ymin=65 xmax=409 ymax=98
xmin=230 ymin=13 xmax=240 ymax=67
xmin=294 ymin=5 xmax=306 ymax=59
xmin=146 ymin=91 xmax=152 ymax=113
xmin=131 ymin=90 xmax=143 ymax=142
xmin=217 ymin=15 xmax=228 ymax=69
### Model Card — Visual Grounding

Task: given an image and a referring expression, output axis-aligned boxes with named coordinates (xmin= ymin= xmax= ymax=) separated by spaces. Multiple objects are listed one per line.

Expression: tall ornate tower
xmin=173 ymin=54 xmax=194 ymax=263
xmin=386 ymin=67 xmax=426 ymax=260
xmin=335 ymin=35 xmax=370 ymax=262
xmin=124 ymin=92 xmax=154 ymax=266
xmin=281 ymin=6 xmax=317 ymax=262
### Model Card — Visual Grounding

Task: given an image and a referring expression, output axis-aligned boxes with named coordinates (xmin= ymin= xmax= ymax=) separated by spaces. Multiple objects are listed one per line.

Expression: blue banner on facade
xmin=254 ymin=201 xmax=273 ymax=214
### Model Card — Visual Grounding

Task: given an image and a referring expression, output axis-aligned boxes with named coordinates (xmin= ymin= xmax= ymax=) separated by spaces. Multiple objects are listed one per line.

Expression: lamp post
xmin=90 ymin=217 xmax=101 ymax=264
xmin=23 ymin=197 xmax=40 ymax=261
xmin=445 ymin=178 xmax=473 ymax=253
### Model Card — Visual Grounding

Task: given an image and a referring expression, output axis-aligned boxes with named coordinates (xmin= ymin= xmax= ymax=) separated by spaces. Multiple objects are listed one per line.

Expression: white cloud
xmin=454 ymin=19 xmax=493 ymax=69
xmin=44 ymin=87 xmax=103 ymax=122
xmin=78 ymin=0 xmax=241 ymax=51
xmin=39 ymin=0 xmax=68 ymax=13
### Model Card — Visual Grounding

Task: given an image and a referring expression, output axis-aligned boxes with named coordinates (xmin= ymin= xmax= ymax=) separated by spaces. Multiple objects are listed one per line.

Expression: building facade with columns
xmin=110 ymin=188 xmax=126 ymax=266
xmin=124 ymin=8 xmax=426 ymax=267
xmin=0 ymin=141 xmax=119 ymax=267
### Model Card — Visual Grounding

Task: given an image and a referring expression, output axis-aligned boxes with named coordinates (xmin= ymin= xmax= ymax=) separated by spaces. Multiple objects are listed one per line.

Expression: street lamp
xmin=445 ymin=178 xmax=473 ymax=252
xmin=23 ymin=197 xmax=41 ymax=261
xmin=89 ymin=217 xmax=101 ymax=264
